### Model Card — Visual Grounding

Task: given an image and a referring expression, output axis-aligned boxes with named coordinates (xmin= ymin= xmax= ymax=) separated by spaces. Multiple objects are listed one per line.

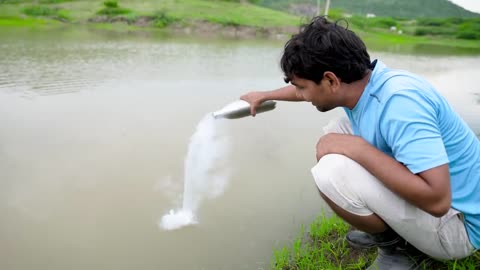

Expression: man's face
xmin=291 ymin=75 xmax=338 ymax=112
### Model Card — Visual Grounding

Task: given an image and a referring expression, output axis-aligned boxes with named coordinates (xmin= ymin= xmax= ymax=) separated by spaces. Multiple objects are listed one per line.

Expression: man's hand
xmin=240 ymin=85 xmax=303 ymax=116
xmin=316 ymin=133 xmax=366 ymax=161
xmin=240 ymin=91 xmax=267 ymax=116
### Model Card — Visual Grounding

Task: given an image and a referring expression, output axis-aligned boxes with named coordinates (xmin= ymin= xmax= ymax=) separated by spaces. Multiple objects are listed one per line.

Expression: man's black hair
xmin=281 ymin=16 xmax=371 ymax=84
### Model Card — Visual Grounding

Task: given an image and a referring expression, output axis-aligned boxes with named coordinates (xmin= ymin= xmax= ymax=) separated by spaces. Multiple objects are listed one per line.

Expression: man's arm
xmin=316 ymin=133 xmax=451 ymax=217
xmin=241 ymin=85 xmax=303 ymax=116
xmin=347 ymin=136 xmax=451 ymax=217
xmin=317 ymin=90 xmax=453 ymax=217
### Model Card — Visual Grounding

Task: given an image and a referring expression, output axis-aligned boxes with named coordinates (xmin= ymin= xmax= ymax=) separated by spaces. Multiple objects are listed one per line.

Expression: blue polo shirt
xmin=344 ymin=60 xmax=480 ymax=249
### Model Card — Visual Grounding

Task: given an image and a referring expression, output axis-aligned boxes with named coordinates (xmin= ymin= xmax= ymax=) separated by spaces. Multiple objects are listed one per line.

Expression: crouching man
xmin=241 ymin=16 xmax=479 ymax=269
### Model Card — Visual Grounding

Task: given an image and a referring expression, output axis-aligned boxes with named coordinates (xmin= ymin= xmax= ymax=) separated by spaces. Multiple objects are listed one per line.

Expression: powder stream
xmin=159 ymin=114 xmax=230 ymax=230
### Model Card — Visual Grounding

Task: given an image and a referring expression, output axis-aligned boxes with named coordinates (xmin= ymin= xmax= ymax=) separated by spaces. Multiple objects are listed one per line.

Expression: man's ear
xmin=323 ymin=71 xmax=340 ymax=93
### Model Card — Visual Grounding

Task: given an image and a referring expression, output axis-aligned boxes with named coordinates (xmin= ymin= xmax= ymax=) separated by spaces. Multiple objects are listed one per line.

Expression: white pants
xmin=311 ymin=117 xmax=475 ymax=260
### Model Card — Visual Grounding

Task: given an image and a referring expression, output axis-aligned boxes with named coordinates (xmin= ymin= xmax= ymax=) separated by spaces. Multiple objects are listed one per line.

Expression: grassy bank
xmin=271 ymin=214 xmax=375 ymax=270
xmin=272 ymin=213 xmax=480 ymax=270
xmin=0 ymin=0 xmax=300 ymax=27
xmin=0 ymin=0 xmax=480 ymax=53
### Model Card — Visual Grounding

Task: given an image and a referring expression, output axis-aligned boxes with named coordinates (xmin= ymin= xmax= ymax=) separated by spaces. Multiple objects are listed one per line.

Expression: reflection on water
xmin=0 ymin=27 xmax=479 ymax=270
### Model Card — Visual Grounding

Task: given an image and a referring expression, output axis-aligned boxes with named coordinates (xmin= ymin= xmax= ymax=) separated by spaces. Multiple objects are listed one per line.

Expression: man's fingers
xmin=250 ymin=106 xmax=257 ymax=117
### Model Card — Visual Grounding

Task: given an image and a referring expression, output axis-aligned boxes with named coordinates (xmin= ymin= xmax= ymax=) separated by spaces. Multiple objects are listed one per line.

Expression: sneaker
xmin=367 ymin=245 xmax=427 ymax=270
xmin=346 ymin=229 xmax=402 ymax=249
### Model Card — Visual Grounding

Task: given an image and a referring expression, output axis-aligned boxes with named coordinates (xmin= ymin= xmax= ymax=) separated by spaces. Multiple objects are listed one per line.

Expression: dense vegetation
xmin=345 ymin=15 xmax=480 ymax=40
xmin=258 ymin=0 xmax=479 ymax=18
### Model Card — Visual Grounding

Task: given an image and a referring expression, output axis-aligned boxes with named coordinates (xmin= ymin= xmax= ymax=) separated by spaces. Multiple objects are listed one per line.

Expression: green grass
xmin=119 ymin=0 xmax=301 ymax=27
xmin=21 ymin=5 xmax=70 ymax=21
xmin=0 ymin=0 xmax=301 ymax=27
xmin=97 ymin=0 xmax=132 ymax=16
xmin=271 ymin=214 xmax=375 ymax=270
xmin=258 ymin=0 xmax=479 ymax=18
xmin=272 ymin=213 xmax=480 ymax=270
xmin=0 ymin=16 xmax=62 ymax=27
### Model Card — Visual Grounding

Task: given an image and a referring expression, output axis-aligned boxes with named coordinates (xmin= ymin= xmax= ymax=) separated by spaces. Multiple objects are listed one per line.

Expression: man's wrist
xmin=345 ymin=136 xmax=368 ymax=160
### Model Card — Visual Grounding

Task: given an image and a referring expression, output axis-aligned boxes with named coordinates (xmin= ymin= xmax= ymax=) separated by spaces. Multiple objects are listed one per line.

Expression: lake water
xmin=0 ymin=27 xmax=479 ymax=270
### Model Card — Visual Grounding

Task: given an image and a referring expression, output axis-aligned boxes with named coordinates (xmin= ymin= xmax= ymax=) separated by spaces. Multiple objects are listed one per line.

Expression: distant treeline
xmin=2 ymin=0 xmax=478 ymax=18
xmin=347 ymin=16 xmax=480 ymax=40
xmin=250 ymin=0 xmax=480 ymax=40
xmin=257 ymin=0 xmax=479 ymax=18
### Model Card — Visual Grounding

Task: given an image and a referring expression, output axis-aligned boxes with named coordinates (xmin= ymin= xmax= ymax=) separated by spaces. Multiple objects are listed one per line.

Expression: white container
xmin=212 ymin=100 xmax=276 ymax=119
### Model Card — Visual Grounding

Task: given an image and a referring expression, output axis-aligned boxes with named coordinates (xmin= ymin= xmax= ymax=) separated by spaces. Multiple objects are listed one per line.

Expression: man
xmin=241 ymin=16 xmax=479 ymax=269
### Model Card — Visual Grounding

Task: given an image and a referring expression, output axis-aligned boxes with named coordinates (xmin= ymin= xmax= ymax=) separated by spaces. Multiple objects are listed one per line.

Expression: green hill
xmin=0 ymin=0 xmax=301 ymax=27
xmin=259 ymin=0 xmax=480 ymax=18
xmin=0 ymin=0 xmax=479 ymax=53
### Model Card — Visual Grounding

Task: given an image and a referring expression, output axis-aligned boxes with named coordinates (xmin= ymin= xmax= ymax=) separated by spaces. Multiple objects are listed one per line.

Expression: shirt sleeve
xmin=379 ymin=91 xmax=449 ymax=174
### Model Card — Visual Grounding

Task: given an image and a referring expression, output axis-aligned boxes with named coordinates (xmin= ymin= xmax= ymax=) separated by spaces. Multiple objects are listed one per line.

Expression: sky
xmin=448 ymin=0 xmax=480 ymax=13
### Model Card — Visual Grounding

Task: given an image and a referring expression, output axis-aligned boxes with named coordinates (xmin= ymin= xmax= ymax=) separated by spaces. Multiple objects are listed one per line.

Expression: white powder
xmin=159 ymin=114 xmax=230 ymax=231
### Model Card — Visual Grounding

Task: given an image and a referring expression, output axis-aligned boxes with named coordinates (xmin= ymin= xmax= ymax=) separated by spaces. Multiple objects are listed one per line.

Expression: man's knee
xmin=311 ymin=153 xmax=376 ymax=216
xmin=311 ymin=153 xmax=349 ymax=192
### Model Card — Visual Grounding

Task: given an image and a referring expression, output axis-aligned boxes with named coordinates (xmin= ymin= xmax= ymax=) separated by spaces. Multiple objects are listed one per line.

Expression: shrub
xmin=152 ymin=10 xmax=177 ymax=28
xmin=459 ymin=20 xmax=480 ymax=33
xmin=414 ymin=27 xmax=428 ymax=36
xmin=457 ymin=30 xmax=480 ymax=40
xmin=417 ymin=18 xmax=450 ymax=27
xmin=21 ymin=5 xmax=70 ymax=21
xmin=413 ymin=26 xmax=456 ymax=36
xmin=103 ymin=0 xmax=118 ymax=8
xmin=446 ymin=17 xmax=466 ymax=24
xmin=97 ymin=1 xmax=131 ymax=16
xmin=97 ymin=7 xmax=131 ymax=16
xmin=22 ymin=6 xmax=58 ymax=17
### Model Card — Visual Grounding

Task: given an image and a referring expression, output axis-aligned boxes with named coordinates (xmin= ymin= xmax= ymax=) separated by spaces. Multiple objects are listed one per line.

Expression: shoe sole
xmin=346 ymin=237 xmax=402 ymax=250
